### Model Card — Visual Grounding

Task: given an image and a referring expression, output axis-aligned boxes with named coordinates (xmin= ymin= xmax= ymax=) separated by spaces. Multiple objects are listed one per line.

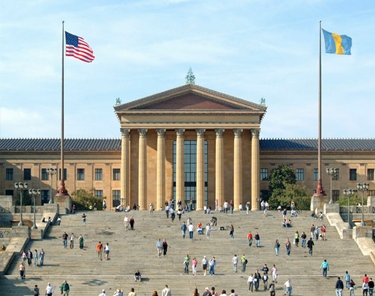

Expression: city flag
xmin=322 ymin=29 xmax=352 ymax=55
xmin=65 ymin=31 xmax=95 ymax=63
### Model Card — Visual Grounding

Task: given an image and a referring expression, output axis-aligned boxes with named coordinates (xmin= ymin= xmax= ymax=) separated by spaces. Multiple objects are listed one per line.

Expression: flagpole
xmin=57 ymin=20 xmax=68 ymax=197
xmin=314 ymin=20 xmax=325 ymax=197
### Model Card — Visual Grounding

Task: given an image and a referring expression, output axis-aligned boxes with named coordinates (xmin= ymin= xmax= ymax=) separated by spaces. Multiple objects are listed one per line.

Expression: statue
xmin=185 ymin=67 xmax=195 ymax=84
xmin=260 ymin=97 xmax=266 ymax=105
xmin=115 ymin=98 xmax=122 ymax=105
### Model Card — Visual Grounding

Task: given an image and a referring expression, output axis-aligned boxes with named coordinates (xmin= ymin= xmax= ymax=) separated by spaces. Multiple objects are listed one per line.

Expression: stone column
xmin=215 ymin=129 xmax=225 ymax=209
xmin=138 ymin=129 xmax=148 ymax=210
xmin=120 ymin=128 xmax=130 ymax=208
xmin=196 ymin=129 xmax=205 ymax=211
xmin=156 ymin=129 xmax=166 ymax=211
xmin=233 ymin=129 xmax=243 ymax=211
xmin=176 ymin=129 xmax=185 ymax=206
xmin=251 ymin=129 xmax=260 ymax=211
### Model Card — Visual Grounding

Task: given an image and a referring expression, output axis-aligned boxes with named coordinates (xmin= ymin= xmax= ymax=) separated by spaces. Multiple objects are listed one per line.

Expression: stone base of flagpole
xmin=311 ymin=179 xmax=328 ymax=213
xmin=55 ymin=180 xmax=71 ymax=214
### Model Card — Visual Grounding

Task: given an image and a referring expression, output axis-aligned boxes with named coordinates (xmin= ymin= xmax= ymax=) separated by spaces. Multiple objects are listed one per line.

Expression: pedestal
xmin=310 ymin=195 xmax=329 ymax=213
xmin=55 ymin=195 xmax=72 ymax=214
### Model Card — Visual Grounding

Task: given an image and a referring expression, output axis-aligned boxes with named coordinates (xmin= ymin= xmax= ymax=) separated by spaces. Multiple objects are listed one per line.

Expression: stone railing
xmin=14 ymin=206 xmax=44 ymax=214
xmin=0 ymin=207 xmax=11 ymax=213
xmin=0 ymin=229 xmax=11 ymax=238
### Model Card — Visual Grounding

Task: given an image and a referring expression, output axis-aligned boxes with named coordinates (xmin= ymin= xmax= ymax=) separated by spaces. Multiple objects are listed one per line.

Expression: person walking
xmin=161 ymin=285 xmax=171 ymax=296
xmin=275 ymin=239 xmax=280 ymax=256
xmin=192 ymin=257 xmax=197 ymax=276
xmin=206 ymin=223 xmax=211 ymax=239
xmin=254 ymin=270 xmax=261 ymax=291
xmin=209 ymin=257 xmax=216 ymax=276
xmin=124 ymin=216 xmax=129 ymax=230
xmin=344 ymin=271 xmax=351 ymax=290
xmin=320 ymin=259 xmax=330 ymax=277
xmin=184 ymin=254 xmax=190 ymax=274
xmin=284 ymin=279 xmax=292 ymax=296
xmin=181 ymin=222 xmax=187 ymax=239
xmin=19 ymin=263 xmax=25 ymax=279
xmin=149 ymin=202 xmax=154 ymax=213
xmin=156 ymin=239 xmax=163 ymax=258
xmin=363 ymin=282 xmax=370 ymax=296
xmin=62 ymin=232 xmax=68 ymax=249
xmin=241 ymin=254 xmax=247 ymax=273
xmin=202 ymin=287 xmax=211 ymax=296
xmin=271 ymin=265 xmax=278 ymax=283
xmin=128 ymin=288 xmax=137 ymax=296
xmin=349 ymin=279 xmax=356 ymax=296
xmin=34 ymin=284 xmax=40 ymax=296
xmin=229 ymin=224 xmax=234 ymax=239
xmin=162 ymin=239 xmax=168 ymax=256
xmin=232 ymin=255 xmax=238 ymax=273
xmin=247 ymin=273 xmax=254 ymax=292
xmin=105 ymin=243 xmax=110 ymax=260
xmin=82 ymin=213 xmax=87 ymax=225
xmin=294 ymin=231 xmax=299 ymax=247
xmin=262 ymin=272 xmax=269 ymax=291
xmin=79 ymin=234 xmax=84 ymax=249
xmin=369 ymin=278 xmax=374 ymax=296
xmin=248 ymin=231 xmax=253 ymax=247
xmin=34 ymin=249 xmax=38 ymax=266
xmin=60 ymin=280 xmax=70 ymax=296
xmin=45 ymin=283 xmax=54 ymax=296
xmin=335 ymin=277 xmax=344 ymax=296
xmin=301 ymin=231 xmax=307 ymax=248
xmin=202 ymin=256 xmax=208 ymax=276
xmin=269 ymin=280 xmax=276 ymax=296
xmin=310 ymin=224 xmax=315 ymax=239
xmin=307 ymin=237 xmax=314 ymax=256
xmin=27 ymin=249 xmax=33 ymax=266
xmin=39 ymin=249 xmax=45 ymax=266
xmin=255 ymin=232 xmax=260 ymax=247
xmin=70 ymin=233 xmax=74 ymax=249
xmin=97 ymin=241 xmax=103 ymax=261
xmin=285 ymin=238 xmax=291 ymax=256
xmin=99 ymin=289 xmax=107 ymax=296
xmin=129 ymin=217 xmax=135 ymax=230
xmin=188 ymin=223 xmax=194 ymax=239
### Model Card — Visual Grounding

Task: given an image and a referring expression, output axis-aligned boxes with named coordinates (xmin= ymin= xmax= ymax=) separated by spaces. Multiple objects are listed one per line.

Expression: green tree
xmin=335 ymin=193 xmax=366 ymax=206
xmin=268 ymin=165 xmax=296 ymax=191
xmin=70 ymin=189 xmax=105 ymax=210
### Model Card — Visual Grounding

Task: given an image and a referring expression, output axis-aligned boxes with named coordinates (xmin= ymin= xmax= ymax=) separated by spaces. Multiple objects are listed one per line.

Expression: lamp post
xmin=29 ymin=189 xmax=40 ymax=229
xmin=326 ymin=168 xmax=339 ymax=204
xmin=343 ymin=189 xmax=355 ymax=229
xmin=47 ymin=168 xmax=57 ymax=203
xmin=14 ymin=182 xmax=28 ymax=226
xmin=357 ymin=183 xmax=369 ymax=227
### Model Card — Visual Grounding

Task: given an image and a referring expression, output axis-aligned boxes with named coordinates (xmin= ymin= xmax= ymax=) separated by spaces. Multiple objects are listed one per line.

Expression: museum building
xmin=1 ymin=84 xmax=375 ymax=210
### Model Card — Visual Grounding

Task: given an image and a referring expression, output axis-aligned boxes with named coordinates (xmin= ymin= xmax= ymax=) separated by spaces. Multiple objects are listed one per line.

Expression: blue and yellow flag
xmin=322 ymin=29 xmax=352 ymax=55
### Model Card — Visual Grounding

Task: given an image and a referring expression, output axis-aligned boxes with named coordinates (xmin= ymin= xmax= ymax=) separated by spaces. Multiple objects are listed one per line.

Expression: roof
xmin=1 ymin=138 xmax=375 ymax=152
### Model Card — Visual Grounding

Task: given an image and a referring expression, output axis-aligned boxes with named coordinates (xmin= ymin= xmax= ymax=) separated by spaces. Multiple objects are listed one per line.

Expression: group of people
xmin=62 ymin=232 xmax=85 ymax=249
xmin=19 ymin=248 xmax=46 ymax=278
xmin=334 ymin=272 xmax=375 ymax=296
xmin=32 ymin=280 xmax=70 ymax=296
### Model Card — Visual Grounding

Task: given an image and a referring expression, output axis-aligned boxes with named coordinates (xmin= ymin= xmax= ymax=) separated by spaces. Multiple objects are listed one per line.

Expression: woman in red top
xmin=248 ymin=232 xmax=253 ymax=247
xmin=321 ymin=225 xmax=326 ymax=241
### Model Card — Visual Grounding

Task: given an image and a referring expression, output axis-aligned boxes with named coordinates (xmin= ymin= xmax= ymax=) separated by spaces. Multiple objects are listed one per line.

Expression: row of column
xmin=120 ymin=128 xmax=260 ymax=211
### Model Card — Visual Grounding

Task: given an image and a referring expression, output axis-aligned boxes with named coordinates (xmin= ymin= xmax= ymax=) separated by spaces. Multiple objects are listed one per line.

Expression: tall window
xmin=113 ymin=169 xmax=120 ymax=181
xmin=296 ymin=169 xmax=304 ymax=181
xmin=95 ymin=190 xmax=103 ymax=198
xmin=260 ymin=168 xmax=268 ymax=181
xmin=59 ymin=168 xmax=67 ymax=180
xmin=333 ymin=168 xmax=340 ymax=181
xmin=6 ymin=168 xmax=13 ymax=181
xmin=41 ymin=169 xmax=49 ymax=180
xmin=24 ymin=169 xmax=31 ymax=181
xmin=349 ymin=169 xmax=357 ymax=181
xmin=332 ymin=190 xmax=340 ymax=201
xmin=41 ymin=190 xmax=49 ymax=204
xmin=368 ymin=169 xmax=374 ymax=181
xmin=95 ymin=169 xmax=103 ymax=181
xmin=112 ymin=190 xmax=120 ymax=207
xmin=314 ymin=168 xmax=318 ymax=181
xmin=77 ymin=169 xmax=85 ymax=181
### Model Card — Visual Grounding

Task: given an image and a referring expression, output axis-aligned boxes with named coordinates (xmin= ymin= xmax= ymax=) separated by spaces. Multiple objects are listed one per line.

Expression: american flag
xmin=65 ymin=31 xmax=95 ymax=63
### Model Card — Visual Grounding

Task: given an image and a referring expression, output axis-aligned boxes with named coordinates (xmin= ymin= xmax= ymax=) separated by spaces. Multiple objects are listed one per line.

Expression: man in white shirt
xmin=284 ymin=279 xmax=292 ymax=296
xmin=188 ymin=223 xmax=194 ymax=239
xmin=161 ymin=284 xmax=172 ymax=296
xmin=45 ymin=283 xmax=54 ymax=296
xmin=124 ymin=216 xmax=129 ymax=230
xmin=99 ymin=289 xmax=107 ymax=296
xmin=232 ymin=255 xmax=238 ymax=273
xmin=223 ymin=201 xmax=229 ymax=213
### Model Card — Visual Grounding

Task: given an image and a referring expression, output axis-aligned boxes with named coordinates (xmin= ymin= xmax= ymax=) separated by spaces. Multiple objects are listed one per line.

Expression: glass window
xmin=77 ymin=169 xmax=85 ymax=181
xmin=349 ymin=169 xmax=357 ymax=181
xmin=5 ymin=190 xmax=13 ymax=196
xmin=95 ymin=190 xmax=103 ymax=198
xmin=260 ymin=168 xmax=268 ymax=181
xmin=333 ymin=168 xmax=340 ymax=181
xmin=41 ymin=190 xmax=49 ymax=204
xmin=314 ymin=168 xmax=318 ymax=181
xmin=95 ymin=169 xmax=103 ymax=181
xmin=113 ymin=169 xmax=120 ymax=181
xmin=59 ymin=168 xmax=67 ymax=180
xmin=332 ymin=190 xmax=340 ymax=201
xmin=41 ymin=169 xmax=49 ymax=180
xmin=112 ymin=190 xmax=120 ymax=207
xmin=368 ymin=169 xmax=374 ymax=181
xmin=296 ymin=169 xmax=304 ymax=181
xmin=6 ymin=168 xmax=13 ymax=181
xmin=24 ymin=169 xmax=31 ymax=181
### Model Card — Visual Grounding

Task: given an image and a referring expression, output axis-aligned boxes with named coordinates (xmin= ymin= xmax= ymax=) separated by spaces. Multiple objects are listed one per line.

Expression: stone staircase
xmin=2 ymin=210 xmax=375 ymax=296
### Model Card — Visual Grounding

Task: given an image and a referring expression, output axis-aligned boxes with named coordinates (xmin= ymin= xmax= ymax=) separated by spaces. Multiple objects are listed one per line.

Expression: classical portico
xmin=114 ymin=84 xmax=267 ymax=210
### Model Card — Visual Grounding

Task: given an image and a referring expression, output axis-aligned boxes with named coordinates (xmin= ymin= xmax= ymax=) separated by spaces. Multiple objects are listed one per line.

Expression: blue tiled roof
xmin=0 ymin=138 xmax=374 ymax=152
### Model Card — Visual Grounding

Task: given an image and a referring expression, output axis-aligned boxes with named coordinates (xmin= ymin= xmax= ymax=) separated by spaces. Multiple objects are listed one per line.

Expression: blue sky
xmin=1 ymin=0 xmax=374 ymax=139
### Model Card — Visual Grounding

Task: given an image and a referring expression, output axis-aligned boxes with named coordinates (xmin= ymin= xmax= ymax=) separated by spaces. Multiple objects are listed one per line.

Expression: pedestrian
xmin=62 ymin=232 xmax=68 ymax=248
xmin=192 ymin=257 xmax=197 ymax=276
xmin=193 ymin=288 xmax=199 ymax=296
xmin=294 ymin=231 xmax=299 ymax=247
xmin=57 ymin=216 xmax=61 ymax=226
xmin=269 ymin=280 xmax=276 ymax=296
xmin=27 ymin=249 xmax=33 ymax=266
xmin=162 ymin=239 xmax=168 ymax=256
xmin=248 ymin=231 xmax=253 ymax=247
xmin=103 ymin=200 xmax=107 ymax=210
xmin=45 ymin=283 xmax=53 ymax=296
xmin=33 ymin=284 xmax=40 ymax=296
xmin=105 ymin=243 xmax=110 ymax=260
xmin=232 ymin=255 xmax=238 ymax=273
xmin=241 ymin=254 xmax=247 ymax=273
xmin=307 ymin=237 xmax=314 ymax=256
xmin=262 ymin=272 xmax=269 ymax=291
xmin=179 ymin=221 xmax=186 ymax=239
xmin=79 ymin=234 xmax=84 ymax=249
xmin=282 ymin=208 xmax=287 ymax=219
xmin=255 ymin=232 xmax=260 ymax=247
xmin=60 ymin=280 xmax=70 ymax=296
xmin=21 ymin=250 xmax=26 ymax=264
xmin=229 ymin=289 xmax=238 ymax=296
xmin=129 ymin=216 xmax=135 ymax=230
xmin=349 ymin=279 xmax=356 ymax=296
xmin=39 ymin=249 xmax=45 ymax=266
xmin=344 ymin=271 xmax=351 ymax=290
xmin=275 ymin=239 xmax=280 ymax=256
xmin=254 ymin=269 xmax=261 ymax=291
xmin=336 ymin=277 xmax=344 ymax=296
xmin=129 ymin=287 xmax=137 ymax=296
xmin=315 ymin=226 xmax=320 ymax=241
xmin=284 ymin=279 xmax=292 ymax=296
xmin=363 ymin=274 xmax=369 ymax=284
xmin=19 ymin=263 xmax=25 ymax=279
xmin=211 ymin=287 xmax=218 ymax=296
xmin=209 ymin=257 xmax=216 ymax=276
xmin=114 ymin=289 xmax=124 ymax=296
xmin=203 ymin=287 xmax=211 ymax=296
xmin=301 ymin=231 xmax=307 ymax=248
xmin=271 ymin=265 xmax=278 ymax=283
xmin=161 ymin=285 xmax=171 ymax=296
xmin=188 ymin=223 xmax=194 ymax=239
xmin=321 ymin=225 xmax=327 ymax=240
xmin=34 ymin=249 xmax=38 ymax=266
xmin=320 ymin=259 xmax=330 ymax=277
xmin=285 ymin=238 xmax=291 ymax=256
xmin=206 ymin=223 xmax=211 ymax=239
xmin=215 ymin=199 xmax=219 ymax=211
xmin=165 ymin=205 xmax=170 ymax=218
xmin=184 ymin=254 xmax=190 ymax=274
xmin=229 ymin=224 xmax=234 ymax=239
xmin=124 ymin=216 xmax=129 ymax=230
xmin=97 ymin=241 xmax=103 ymax=261
xmin=152 ymin=291 xmax=158 ymax=296
xmin=99 ymin=288 xmax=107 ymax=296
xmin=170 ymin=208 xmax=175 ymax=222
xmin=149 ymin=202 xmax=154 ymax=213
xmin=248 ymin=273 xmax=254 ymax=292
xmin=310 ymin=224 xmax=315 ymax=239
xmin=262 ymin=264 xmax=269 ymax=275
xmin=369 ymin=278 xmax=374 ymax=296
xmin=246 ymin=202 xmax=250 ymax=214
xmin=364 ymin=282 xmax=370 ymax=296
xmin=156 ymin=239 xmax=163 ymax=258
xmin=202 ymin=256 xmax=208 ymax=276
xmin=70 ymin=233 xmax=74 ymax=249
xmin=82 ymin=213 xmax=87 ymax=225
xmin=71 ymin=204 xmax=76 ymax=214
xmin=224 ymin=201 xmax=228 ymax=213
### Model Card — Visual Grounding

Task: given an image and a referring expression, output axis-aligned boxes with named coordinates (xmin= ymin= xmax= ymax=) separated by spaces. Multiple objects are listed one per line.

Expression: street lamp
xmin=357 ymin=183 xmax=369 ymax=227
xmin=343 ymin=189 xmax=355 ymax=229
xmin=14 ymin=182 xmax=28 ymax=226
xmin=326 ymin=168 xmax=339 ymax=204
xmin=47 ymin=168 xmax=57 ymax=203
xmin=28 ymin=189 xmax=40 ymax=229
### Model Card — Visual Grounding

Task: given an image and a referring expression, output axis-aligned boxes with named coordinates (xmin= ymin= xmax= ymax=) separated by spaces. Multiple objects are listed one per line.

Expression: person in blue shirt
xmin=320 ymin=259 xmax=330 ymax=277
xmin=344 ymin=271 xmax=350 ymax=290
xmin=181 ymin=222 xmax=187 ymax=239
